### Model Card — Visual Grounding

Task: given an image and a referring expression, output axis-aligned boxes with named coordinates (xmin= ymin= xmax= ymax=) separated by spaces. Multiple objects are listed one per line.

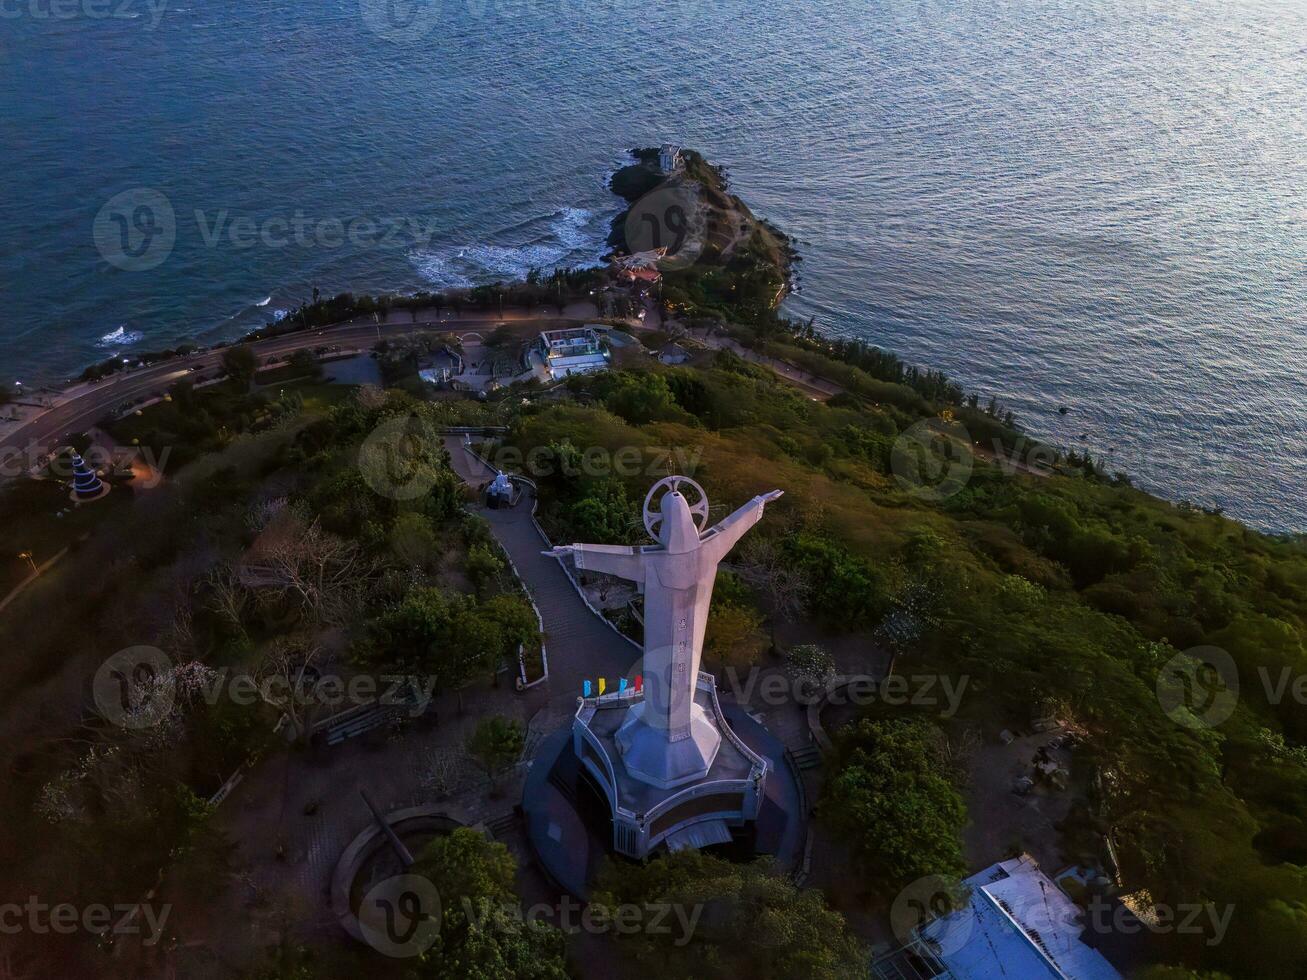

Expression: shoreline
xmin=6 ymin=149 xmax=1302 ymax=539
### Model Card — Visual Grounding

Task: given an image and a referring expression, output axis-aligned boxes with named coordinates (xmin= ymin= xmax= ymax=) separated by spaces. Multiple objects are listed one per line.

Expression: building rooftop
xmin=876 ymin=855 xmax=1123 ymax=980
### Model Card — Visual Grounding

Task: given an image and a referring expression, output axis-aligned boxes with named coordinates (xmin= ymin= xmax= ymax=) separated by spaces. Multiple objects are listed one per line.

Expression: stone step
xmin=486 ymin=811 xmax=519 ymax=839
xmin=790 ymin=745 xmax=823 ymax=770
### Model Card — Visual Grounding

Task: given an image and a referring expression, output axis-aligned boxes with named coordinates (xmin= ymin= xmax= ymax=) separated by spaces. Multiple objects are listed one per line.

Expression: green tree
xmin=822 ymin=718 xmax=967 ymax=889
xmin=782 ymin=532 xmax=891 ymax=625
xmin=221 ymin=345 xmax=259 ymax=388
xmin=466 ymin=543 xmax=505 ymax=598
xmin=288 ymin=348 xmax=322 ymax=380
xmin=704 ymin=571 xmax=765 ymax=668
xmin=593 ymin=850 xmax=865 ymax=980
xmin=356 ymin=587 xmax=538 ymax=687
xmin=466 ymin=715 xmax=524 ymax=791
xmin=413 ymin=828 xmax=568 ymax=980
xmin=602 ymin=371 xmax=678 ymax=424
xmin=391 ymin=511 xmax=442 ymax=570
xmin=569 ymin=477 xmax=635 ymax=544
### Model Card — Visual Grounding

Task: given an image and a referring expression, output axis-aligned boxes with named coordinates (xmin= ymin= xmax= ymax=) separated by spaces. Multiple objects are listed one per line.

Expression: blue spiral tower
xmin=70 ymin=452 xmax=104 ymax=499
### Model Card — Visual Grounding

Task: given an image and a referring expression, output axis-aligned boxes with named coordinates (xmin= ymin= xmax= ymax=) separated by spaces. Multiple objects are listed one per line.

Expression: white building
xmin=874 ymin=855 xmax=1123 ymax=980
xmin=534 ymin=327 xmax=609 ymax=380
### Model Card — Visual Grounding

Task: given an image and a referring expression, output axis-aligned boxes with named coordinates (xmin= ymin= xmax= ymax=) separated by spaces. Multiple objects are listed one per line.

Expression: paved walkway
xmin=444 ymin=437 xmax=639 ymax=707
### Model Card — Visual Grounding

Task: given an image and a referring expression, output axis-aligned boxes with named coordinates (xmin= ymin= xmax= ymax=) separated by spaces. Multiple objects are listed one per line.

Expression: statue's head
xmin=659 ymin=490 xmax=700 ymax=553
xmin=643 ymin=475 xmax=710 ymax=554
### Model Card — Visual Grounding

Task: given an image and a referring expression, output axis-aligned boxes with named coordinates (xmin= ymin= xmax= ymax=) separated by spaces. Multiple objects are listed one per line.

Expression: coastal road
xmin=0 ymin=311 xmax=573 ymax=461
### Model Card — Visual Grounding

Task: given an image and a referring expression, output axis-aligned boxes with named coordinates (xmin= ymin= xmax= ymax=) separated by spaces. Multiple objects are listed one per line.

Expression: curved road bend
xmin=0 ymin=311 xmax=574 ymax=459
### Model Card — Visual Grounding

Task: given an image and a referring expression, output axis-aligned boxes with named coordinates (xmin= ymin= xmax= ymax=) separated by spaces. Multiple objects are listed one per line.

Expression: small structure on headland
xmin=524 ymin=476 xmax=805 ymax=893
xmin=612 ymin=248 xmax=666 ymax=289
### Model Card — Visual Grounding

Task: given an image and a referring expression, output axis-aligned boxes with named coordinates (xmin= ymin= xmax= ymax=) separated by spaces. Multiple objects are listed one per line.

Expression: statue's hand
xmin=543 ymin=545 xmax=574 ymax=558
xmin=761 ymin=489 xmax=785 ymax=504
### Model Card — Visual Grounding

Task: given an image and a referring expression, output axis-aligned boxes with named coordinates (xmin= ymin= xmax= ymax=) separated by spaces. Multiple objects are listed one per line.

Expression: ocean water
xmin=1 ymin=0 xmax=1303 ymax=532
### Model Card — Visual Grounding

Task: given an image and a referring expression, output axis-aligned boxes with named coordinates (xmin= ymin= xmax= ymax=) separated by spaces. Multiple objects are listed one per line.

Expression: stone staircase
xmin=789 ymin=743 xmax=823 ymax=771
xmin=485 ymin=811 xmax=519 ymax=841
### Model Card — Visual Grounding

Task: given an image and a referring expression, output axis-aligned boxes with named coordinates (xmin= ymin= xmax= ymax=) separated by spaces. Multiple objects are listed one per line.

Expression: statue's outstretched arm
xmin=702 ymin=489 xmax=784 ymax=563
xmin=544 ymin=543 xmax=645 ymax=582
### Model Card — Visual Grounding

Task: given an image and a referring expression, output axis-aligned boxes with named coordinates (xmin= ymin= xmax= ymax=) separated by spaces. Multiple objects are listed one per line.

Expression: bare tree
xmin=253 ymin=514 xmax=374 ymax=626
xmin=205 ymin=563 xmax=249 ymax=639
xmin=737 ymin=537 xmax=808 ymax=652
xmin=256 ymin=634 xmax=324 ymax=740
xmin=419 ymin=745 xmax=470 ymax=799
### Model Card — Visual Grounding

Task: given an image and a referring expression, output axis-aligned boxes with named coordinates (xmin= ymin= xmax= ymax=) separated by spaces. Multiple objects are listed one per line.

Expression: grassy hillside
xmin=498 ymin=342 xmax=1307 ymax=977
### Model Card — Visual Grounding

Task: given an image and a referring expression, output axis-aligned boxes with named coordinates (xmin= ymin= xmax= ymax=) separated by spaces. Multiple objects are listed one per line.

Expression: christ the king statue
xmin=547 ymin=476 xmax=783 ymax=789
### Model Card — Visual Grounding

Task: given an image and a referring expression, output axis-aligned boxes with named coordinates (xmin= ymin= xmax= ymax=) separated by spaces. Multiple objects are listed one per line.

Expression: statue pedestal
xmin=614 ymin=699 xmax=722 ymax=790
xmin=572 ymin=671 xmax=767 ymax=859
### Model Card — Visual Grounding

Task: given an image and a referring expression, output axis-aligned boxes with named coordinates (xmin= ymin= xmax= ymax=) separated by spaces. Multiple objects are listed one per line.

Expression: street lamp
xmin=18 ymin=551 xmax=37 ymax=576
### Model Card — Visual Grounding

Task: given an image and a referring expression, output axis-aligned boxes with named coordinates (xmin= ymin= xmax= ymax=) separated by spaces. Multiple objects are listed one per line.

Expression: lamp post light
xmin=18 ymin=551 xmax=37 ymax=576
